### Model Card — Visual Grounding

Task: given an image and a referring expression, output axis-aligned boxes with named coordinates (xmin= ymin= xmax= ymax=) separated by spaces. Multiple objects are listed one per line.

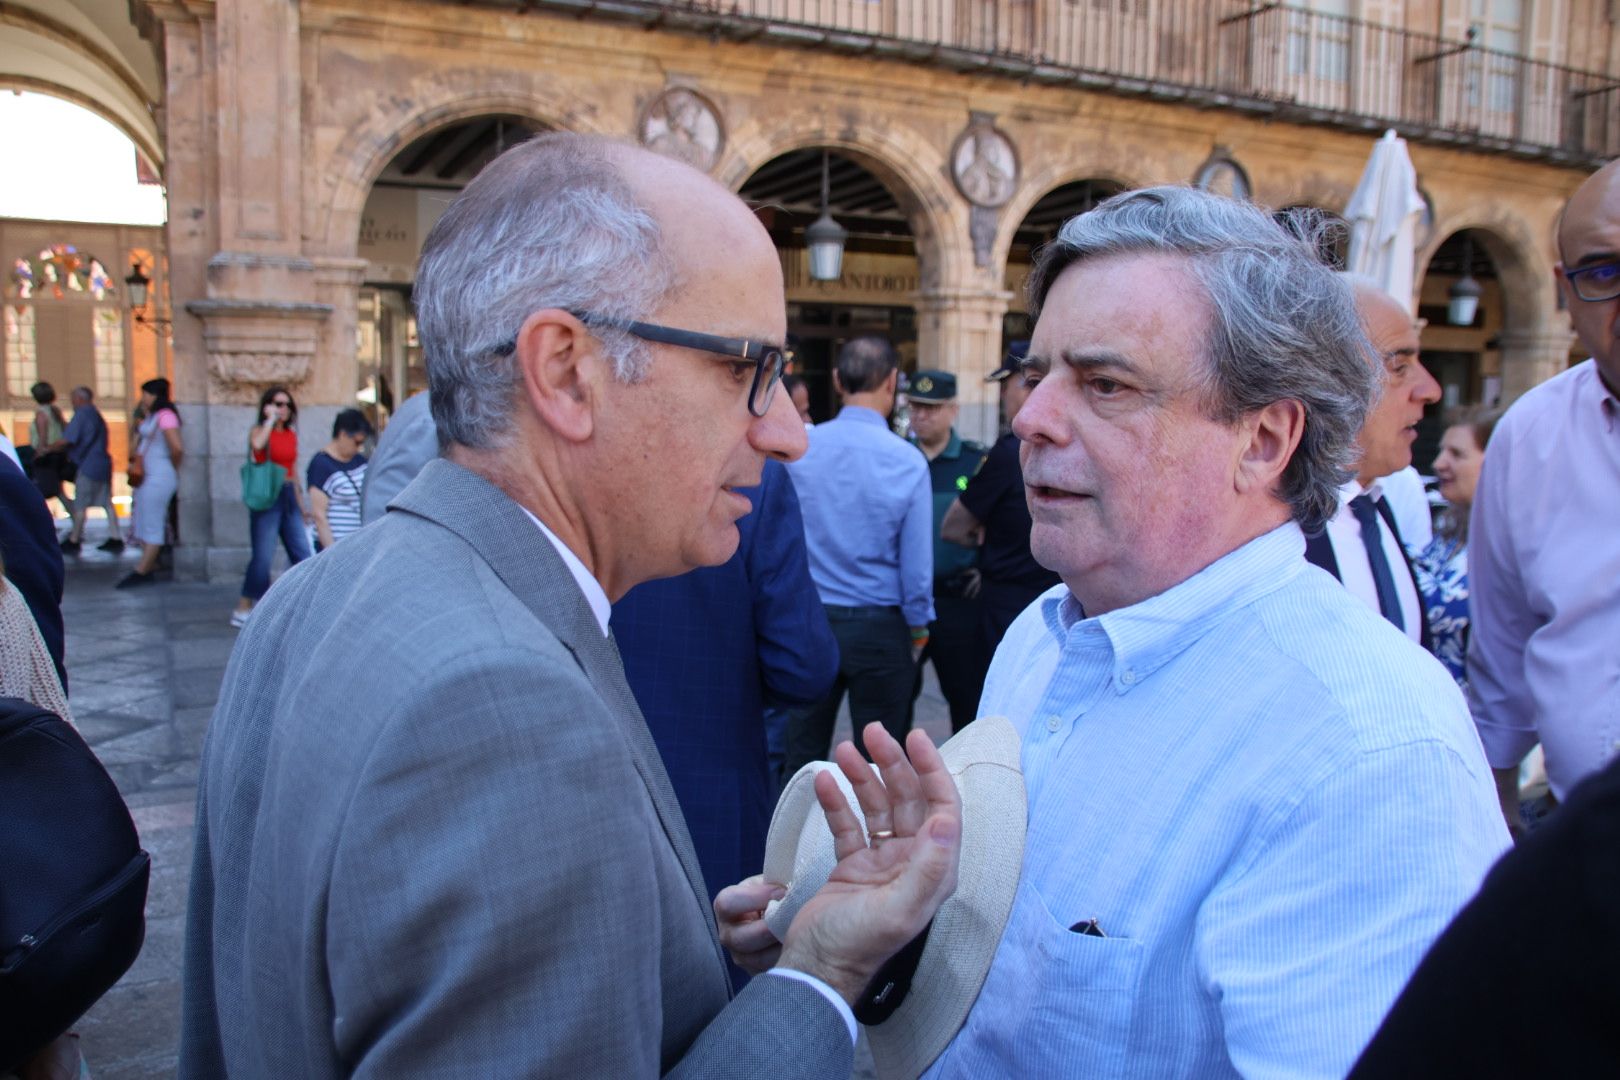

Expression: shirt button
xmin=1046 ymin=715 xmax=1061 ymax=733
xmin=1121 ymin=669 xmax=1137 ymax=685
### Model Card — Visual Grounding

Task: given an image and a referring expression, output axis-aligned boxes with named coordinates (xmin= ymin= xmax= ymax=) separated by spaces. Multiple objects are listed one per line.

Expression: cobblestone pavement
xmin=56 ymin=524 xmax=952 ymax=1078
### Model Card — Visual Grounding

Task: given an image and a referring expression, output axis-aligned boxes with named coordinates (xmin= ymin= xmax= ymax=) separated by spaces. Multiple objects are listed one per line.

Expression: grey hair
xmin=413 ymin=133 xmax=673 ymax=449
xmin=1028 ymin=186 xmax=1376 ymax=534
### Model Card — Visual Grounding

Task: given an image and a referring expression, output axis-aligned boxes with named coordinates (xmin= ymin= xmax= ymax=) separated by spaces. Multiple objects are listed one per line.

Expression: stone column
xmin=914 ymin=287 xmax=1013 ymax=445
xmin=142 ymin=0 xmax=334 ymax=580
xmin=1497 ymin=326 xmax=1575 ymax=403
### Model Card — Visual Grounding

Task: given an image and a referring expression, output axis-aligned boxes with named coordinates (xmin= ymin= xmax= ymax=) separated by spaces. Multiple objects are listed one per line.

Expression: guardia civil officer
xmin=905 ymin=369 xmax=989 ymax=733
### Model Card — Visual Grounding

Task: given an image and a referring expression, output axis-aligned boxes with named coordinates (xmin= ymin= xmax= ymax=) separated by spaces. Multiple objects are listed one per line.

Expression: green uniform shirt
xmin=914 ymin=429 xmax=987 ymax=582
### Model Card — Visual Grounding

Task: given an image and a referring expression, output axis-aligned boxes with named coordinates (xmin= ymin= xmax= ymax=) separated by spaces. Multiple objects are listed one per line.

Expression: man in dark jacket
xmin=0 ymin=453 xmax=66 ymax=688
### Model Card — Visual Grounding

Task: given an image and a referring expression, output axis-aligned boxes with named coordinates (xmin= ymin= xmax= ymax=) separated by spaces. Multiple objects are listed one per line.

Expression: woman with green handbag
xmin=231 ymin=385 xmax=312 ymax=628
xmin=116 ymin=379 xmax=182 ymax=589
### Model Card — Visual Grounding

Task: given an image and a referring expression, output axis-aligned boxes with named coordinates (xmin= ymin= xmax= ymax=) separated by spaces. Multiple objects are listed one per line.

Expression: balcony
xmin=530 ymin=0 xmax=1619 ymax=166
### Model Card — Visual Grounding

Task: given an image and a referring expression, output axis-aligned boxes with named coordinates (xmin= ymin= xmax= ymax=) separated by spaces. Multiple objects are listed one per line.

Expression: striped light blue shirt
xmin=788 ymin=406 xmax=934 ymax=627
xmin=926 ymin=523 xmax=1509 ymax=1080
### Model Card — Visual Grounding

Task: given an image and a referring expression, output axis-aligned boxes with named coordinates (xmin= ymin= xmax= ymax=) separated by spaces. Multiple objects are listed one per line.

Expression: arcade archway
xmin=1413 ymin=228 xmax=1509 ymax=466
xmin=740 ymin=148 xmax=920 ymax=422
xmin=1003 ymin=178 xmax=1127 ymax=344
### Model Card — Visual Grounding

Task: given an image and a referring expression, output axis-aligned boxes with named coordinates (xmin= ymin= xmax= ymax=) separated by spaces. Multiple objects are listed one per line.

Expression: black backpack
xmin=0 ymin=697 xmax=150 ymax=1069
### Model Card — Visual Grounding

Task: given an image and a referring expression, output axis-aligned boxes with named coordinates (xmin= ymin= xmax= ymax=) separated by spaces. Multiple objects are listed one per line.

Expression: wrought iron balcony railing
xmin=533 ymin=0 xmax=1618 ymax=166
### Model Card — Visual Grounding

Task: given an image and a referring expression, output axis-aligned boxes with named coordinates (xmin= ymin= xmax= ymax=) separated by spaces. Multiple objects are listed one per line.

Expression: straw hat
xmin=762 ymin=716 xmax=1026 ymax=1079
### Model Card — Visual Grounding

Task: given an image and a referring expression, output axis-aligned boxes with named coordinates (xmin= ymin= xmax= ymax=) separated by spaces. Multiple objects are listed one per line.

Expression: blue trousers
xmin=241 ymin=481 xmax=310 ymax=601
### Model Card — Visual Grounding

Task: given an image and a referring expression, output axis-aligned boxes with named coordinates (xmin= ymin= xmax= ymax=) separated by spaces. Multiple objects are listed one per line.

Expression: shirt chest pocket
xmin=980 ymin=879 xmax=1144 ymax=1078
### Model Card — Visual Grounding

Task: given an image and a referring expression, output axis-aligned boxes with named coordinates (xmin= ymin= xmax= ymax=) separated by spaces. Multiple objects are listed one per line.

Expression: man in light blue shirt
xmin=784 ymin=335 xmax=933 ymax=774
xmin=925 ymin=189 xmax=1509 ymax=1079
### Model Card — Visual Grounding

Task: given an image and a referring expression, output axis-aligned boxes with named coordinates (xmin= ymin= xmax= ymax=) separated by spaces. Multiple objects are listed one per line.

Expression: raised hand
xmin=778 ymin=724 xmax=962 ymax=1003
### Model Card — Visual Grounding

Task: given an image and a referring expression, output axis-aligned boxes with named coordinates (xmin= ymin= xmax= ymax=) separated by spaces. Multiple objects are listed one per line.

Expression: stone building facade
xmin=6 ymin=0 xmax=1614 ymax=578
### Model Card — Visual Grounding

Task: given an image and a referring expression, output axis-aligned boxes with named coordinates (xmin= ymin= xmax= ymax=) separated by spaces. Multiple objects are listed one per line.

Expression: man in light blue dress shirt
xmin=923 ymin=189 xmax=1509 ymax=1079
xmin=784 ymin=336 xmax=933 ymax=775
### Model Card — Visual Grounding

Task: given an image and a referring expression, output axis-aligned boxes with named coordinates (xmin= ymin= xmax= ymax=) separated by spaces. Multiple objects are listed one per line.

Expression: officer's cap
xmin=908 ymin=370 xmax=957 ymax=402
xmin=986 ymin=340 xmax=1029 ymax=383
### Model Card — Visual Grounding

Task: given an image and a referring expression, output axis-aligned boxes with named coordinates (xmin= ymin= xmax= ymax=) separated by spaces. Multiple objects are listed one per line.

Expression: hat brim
xmin=763 ymin=717 xmax=1026 ymax=1079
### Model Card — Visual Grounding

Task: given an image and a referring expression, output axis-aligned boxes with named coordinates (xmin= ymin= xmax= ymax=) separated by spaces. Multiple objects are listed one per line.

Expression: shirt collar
xmin=836 ymin=404 xmax=890 ymax=429
xmin=1039 ymin=523 xmax=1308 ymax=693
xmin=1338 ymin=477 xmax=1380 ymax=507
xmin=518 ymin=507 xmax=611 ymax=636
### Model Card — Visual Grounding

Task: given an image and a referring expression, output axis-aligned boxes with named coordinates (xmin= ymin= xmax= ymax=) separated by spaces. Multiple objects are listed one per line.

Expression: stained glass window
xmin=8 ymin=246 xmax=115 ymax=301
xmin=9 ymin=257 xmax=34 ymax=299
xmin=4 ymin=304 xmax=38 ymax=398
xmin=93 ymin=308 xmax=125 ymax=400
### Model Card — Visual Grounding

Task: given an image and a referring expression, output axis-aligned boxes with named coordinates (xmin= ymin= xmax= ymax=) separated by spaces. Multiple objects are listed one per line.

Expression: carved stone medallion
xmin=1192 ymin=146 xmax=1253 ymax=202
xmin=640 ymin=87 xmax=725 ymax=173
xmin=951 ymin=114 xmax=1019 ymax=209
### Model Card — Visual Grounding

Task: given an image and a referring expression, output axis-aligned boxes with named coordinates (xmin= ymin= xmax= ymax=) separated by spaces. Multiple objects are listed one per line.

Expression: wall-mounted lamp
xmin=805 ymin=150 xmax=848 ymax=282
xmin=124 ymin=261 xmax=171 ymax=331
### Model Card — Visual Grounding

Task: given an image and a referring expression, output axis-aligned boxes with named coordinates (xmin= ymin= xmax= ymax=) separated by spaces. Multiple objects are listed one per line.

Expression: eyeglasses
xmin=494 ymin=311 xmax=786 ymax=418
xmin=271 ymin=399 xmax=292 ymax=407
xmin=1563 ymin=259 xmax=1620 ymax=302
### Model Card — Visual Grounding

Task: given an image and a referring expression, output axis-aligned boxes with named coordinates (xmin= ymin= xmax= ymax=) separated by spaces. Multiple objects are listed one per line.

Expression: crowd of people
xmin=1 ymin=132 xmax=1615 ymax=1077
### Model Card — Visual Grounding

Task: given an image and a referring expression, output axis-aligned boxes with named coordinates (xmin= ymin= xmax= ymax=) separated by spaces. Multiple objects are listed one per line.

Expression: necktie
xmin=1349 ymin=495 xmax=1405 ymax=631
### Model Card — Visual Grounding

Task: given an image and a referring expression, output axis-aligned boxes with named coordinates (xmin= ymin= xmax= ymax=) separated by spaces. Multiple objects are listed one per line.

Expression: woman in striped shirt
xmin=307 ymin=408 xmax=373 ymax=552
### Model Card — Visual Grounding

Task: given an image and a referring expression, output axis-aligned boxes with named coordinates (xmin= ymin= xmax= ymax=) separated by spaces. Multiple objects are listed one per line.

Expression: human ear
xmin=1553 ymin=264 xmax=1577 ymax=310
xmin=514 ymin=309 xmax=596 ymax=443
xmin=1236 ymin=398 xmax=1305 ymax=496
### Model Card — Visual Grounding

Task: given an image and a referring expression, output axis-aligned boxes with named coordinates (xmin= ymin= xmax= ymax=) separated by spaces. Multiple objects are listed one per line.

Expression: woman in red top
xmin=232 ymin=385 xmax=312 ymax=628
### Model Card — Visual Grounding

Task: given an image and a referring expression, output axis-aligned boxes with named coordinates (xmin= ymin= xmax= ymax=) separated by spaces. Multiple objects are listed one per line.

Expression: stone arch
xmin=1416 ymin=215 xmax=1550 ymax=336
xmin=991 ymin=164 xmax=1144 ymax=272
xmin=0 ymin=78 xmax=162 ymax=176
xmin=313 ymin=75 xmax=614 ymax=259
xmin=720 ymin=116 xmax=957 ymax=292
xmin=1415 ymin=210 xmax=1566 ymax=401
xmin=0 ymin=2 xmax=163 ymax=172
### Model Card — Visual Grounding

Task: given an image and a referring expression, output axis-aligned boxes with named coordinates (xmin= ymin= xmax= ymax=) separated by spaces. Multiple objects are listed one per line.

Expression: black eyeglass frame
xmin=492 ymin=311 xmax=786 ymax=418
xmin=1562 ymin=259 xmax=1620 ymax=303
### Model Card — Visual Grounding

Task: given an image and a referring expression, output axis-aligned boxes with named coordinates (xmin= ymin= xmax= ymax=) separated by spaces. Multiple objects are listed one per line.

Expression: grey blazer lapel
xmin=392 ymin=460 xmax=727 ymax=975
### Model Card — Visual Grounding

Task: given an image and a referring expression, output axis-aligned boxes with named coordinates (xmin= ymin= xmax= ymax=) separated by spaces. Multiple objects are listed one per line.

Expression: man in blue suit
xmin=613 ymin=458 xmax=837 ymax=974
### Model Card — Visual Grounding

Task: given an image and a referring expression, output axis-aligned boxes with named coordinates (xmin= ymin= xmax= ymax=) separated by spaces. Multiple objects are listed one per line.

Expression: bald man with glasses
xmin=1466 ymin=158 xmax=1620 ymax=836
xmin=182 ymin=134 xmax=961 ymax=1079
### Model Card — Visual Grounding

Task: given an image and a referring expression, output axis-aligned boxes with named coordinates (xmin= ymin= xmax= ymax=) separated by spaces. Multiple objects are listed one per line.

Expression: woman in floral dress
xmin=1411 ymin=406 xmax=1502 ymax=690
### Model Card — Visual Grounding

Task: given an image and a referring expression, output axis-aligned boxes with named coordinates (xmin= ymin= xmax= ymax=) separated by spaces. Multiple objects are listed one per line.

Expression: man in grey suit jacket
xmin=359 ymin=388 xmax=437 ymax=525
xmin=181 ymin=134 xmax=963 ymax=1077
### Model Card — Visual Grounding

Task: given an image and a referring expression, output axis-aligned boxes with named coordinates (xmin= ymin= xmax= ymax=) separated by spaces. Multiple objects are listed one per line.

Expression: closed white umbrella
xmin=1345 ymin=129 xmax=1426 ymax=315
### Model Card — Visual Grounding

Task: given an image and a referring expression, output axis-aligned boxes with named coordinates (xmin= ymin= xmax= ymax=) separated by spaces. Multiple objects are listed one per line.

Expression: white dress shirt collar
xmin=519 ymin=507 xmax=610 ymax=636
xmin=1338 ymin=477 xmax=1382 ymax=507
